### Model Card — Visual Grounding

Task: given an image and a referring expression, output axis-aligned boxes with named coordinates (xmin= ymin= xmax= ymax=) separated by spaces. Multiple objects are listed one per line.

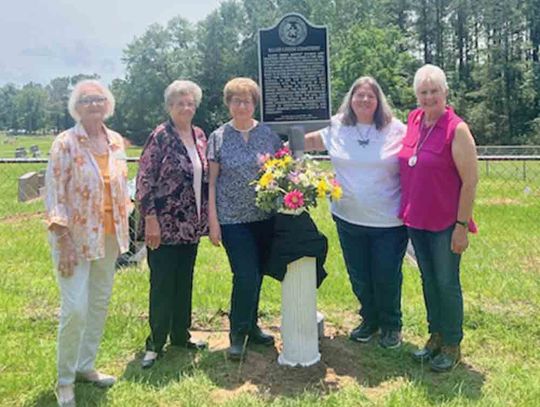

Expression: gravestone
xmin=258 ymin=13 xmax=330 ymax=146
xmin=30 ymin=145 xmax=41 ymax=158
xmin=18 ymin=172 xmax=41 ymax=202
xmin=15 ymin=147 xmax=28 ymax=158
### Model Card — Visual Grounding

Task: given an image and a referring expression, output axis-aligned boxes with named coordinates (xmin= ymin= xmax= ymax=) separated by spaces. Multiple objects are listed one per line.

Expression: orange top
xmin=92 ymin=152 xmax=115 ymax=235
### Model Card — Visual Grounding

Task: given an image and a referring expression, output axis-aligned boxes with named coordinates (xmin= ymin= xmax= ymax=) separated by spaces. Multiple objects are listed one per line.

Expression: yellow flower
xmin=331 ymin=185 xmax=343 ymax=200
xmin=317 ymin=179 xmax=330 ymax=198
xmin=259 ymin=172 xmax=274 ymax=188
xmin=264 ymin=158 xmax=278 ymax=170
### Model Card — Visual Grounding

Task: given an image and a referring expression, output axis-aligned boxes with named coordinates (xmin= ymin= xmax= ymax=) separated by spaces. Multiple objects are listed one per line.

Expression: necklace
xmin=88 ymin=135 xmax=109 ymax=155
xmin=356 ymin=124 xmax=374 ymax=148
xmin=408 ymin=121 xmax=436 ymax=167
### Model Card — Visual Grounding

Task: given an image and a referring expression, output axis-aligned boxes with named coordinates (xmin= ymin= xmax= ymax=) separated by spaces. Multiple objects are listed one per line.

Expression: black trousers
xmin=145 ymin=243 xmax=198 ymax=352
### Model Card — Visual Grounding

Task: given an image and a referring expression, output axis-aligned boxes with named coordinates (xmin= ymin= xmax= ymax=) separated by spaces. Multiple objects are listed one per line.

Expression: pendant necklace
xmin=408 ymin=120 xmax=436 ymax=167
xmin=356 ymin=123 xmax=373 ymax=148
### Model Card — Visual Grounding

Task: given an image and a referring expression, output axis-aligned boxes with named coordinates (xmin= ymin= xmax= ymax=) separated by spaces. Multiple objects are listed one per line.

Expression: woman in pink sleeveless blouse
xmin=398 ymin=65 xmax=478 ymax=372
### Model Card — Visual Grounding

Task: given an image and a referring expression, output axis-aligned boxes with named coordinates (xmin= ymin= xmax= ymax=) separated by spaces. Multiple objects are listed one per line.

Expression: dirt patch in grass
xmin=478 ymin=197 xmax=523 ymax=206
xmin=182 ymin=316 xmax=485 ymax=403
xmin=0 ymin=211 xmax=44 ymax=224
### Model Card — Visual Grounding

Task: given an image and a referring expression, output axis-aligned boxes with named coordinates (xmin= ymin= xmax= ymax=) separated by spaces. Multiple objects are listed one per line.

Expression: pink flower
xmin=275 ymin=147 xmax=291 ymax=159
xmin=330 ymin=178 xmax=340 ymax=187
xmin=257 ymin=153 xmax=271 ymax=165
xmin=283 ymin=190 xmax=304 ymax=210
xmin=287 ymin=171 xmax=300 ymax=184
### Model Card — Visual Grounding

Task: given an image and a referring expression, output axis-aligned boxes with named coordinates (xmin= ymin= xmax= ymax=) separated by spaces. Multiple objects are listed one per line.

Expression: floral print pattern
xmin=136 ymin=121 xmax=209 ymax=244
xmin=45 ymin=123 xmax=131 ymax=260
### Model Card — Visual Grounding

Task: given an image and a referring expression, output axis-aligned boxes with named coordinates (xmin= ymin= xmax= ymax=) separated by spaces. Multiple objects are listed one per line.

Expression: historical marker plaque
xmin=258 ymin=13 xmax=330 ymax=126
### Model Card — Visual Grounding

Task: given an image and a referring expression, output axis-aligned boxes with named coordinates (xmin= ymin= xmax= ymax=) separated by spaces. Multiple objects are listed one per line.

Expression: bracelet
xmin=455 ymin=220 xmax=468 ymax=228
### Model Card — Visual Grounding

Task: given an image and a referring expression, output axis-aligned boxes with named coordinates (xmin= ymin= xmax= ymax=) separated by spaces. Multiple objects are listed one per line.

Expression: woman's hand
xmin=57 ymin=234 xmax=78 ymax=277
xmin=451 ymin=225 xmax=469 ymax=254
xmin=145 ymin=215 xmax=161 ymax=250
xmin=209 ymin=221 xmax=222 ymax=247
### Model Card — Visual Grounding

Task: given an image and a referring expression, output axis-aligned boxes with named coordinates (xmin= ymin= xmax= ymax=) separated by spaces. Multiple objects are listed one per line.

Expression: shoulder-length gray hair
xmin=67 ymin=80 xmax=115 ymax=122
xmin=338 ymin=76 xmax=394 ymax=129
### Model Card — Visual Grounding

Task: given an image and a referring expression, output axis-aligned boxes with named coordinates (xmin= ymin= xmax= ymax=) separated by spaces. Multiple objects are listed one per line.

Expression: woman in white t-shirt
xmin=304 ymin=76 xmax=408 ymax=349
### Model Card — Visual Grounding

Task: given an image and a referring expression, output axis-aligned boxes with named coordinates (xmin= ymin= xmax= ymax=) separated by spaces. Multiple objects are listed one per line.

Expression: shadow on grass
xmin=322 ymin=335 xmax=485 ymax=403
xmin=24 ymin=384 xmax=110 ymax=407
xmin=119 ymin=332 xmax=485 ymax=403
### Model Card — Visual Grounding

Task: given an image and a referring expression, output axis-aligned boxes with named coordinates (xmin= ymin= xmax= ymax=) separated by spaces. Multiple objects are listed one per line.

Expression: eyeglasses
xmin=78 ymin=96 xmax=107 ymax=106
xmin=172 ymin=101 xmax=197 ymax=110
xmin=230 ymin=98 xmax=254 ymax=107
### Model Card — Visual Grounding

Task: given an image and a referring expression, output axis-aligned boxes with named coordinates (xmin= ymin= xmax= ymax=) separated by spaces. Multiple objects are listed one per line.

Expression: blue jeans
xmin=408 ymin=226 xmax=463 ymax=346
xmin=334 ymin=216 xmax=408 ymax=331
xmin=221 ymin=219 xmax=273 ymax=334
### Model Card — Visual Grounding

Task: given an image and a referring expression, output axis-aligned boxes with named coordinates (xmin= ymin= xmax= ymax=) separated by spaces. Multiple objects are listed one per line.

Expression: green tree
xmin=14 ymin=83 xmax=48 ymax=133
xmin=46 ymin=77 xmax=72 ymax=132
xmin=0 ymin=84 xmax=19 ymax=130
xmin=114 ymin=17 xmax=197 ymax=144
xmin=331 ymin=25 xmax=418 ymax=119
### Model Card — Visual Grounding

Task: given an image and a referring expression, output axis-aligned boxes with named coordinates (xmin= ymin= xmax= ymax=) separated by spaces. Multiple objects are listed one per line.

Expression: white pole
xmin=278 ymin=256 xmax=321 ymax=367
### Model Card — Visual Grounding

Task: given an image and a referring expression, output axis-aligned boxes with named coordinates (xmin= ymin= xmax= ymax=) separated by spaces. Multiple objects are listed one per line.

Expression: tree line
xmin=1 ymin=0 xmax=539 ymax=145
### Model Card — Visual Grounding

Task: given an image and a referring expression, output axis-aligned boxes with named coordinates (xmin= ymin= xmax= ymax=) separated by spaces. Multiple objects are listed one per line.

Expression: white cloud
xmin=0 ymin=0 xmax=222 ymax=85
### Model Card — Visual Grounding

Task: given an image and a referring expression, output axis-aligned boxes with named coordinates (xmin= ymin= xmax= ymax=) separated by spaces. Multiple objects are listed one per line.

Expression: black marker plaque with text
xmin=258 ymin=14 xmax=330 ymax=125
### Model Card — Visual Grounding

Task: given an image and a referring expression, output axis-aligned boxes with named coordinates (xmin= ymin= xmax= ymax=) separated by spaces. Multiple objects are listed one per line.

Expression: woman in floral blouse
xmin=45 ymin=80 xmax=130 ymax=407
xmin=136 ymin=80 xmax=209 ymax=369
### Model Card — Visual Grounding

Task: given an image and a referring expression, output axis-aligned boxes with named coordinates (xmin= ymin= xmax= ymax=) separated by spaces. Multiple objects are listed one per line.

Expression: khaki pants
xmin=53 ymin=235 xmax=119 ymax=385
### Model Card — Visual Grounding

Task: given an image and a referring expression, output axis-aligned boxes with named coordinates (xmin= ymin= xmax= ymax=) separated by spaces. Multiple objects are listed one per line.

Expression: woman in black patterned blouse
xmin=136 ymin=80 xmax=208 ymax=368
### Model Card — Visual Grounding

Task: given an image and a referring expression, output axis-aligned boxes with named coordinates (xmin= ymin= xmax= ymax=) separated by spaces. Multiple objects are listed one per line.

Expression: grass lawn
xmin=0 ymin=138 xmax=539 ymax=406
xmin=0 ymin=134 xmax=143 ymax=158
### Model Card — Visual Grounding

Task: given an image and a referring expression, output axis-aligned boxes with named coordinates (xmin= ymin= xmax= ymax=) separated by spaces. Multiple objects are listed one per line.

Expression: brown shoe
xmin=430 ymin=345 xmax=461 ymax=372
xmin=412 ymin=333 xmax=442 ymax=362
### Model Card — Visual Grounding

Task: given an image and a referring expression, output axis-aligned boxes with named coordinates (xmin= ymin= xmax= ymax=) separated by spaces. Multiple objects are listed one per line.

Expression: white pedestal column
xmin=278 ymin=256 xmax=321 ymax=367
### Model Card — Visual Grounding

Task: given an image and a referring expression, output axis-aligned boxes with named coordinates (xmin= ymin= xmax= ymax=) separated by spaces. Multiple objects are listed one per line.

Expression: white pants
xmin=53 ymin=235 xmax=119 ymax=385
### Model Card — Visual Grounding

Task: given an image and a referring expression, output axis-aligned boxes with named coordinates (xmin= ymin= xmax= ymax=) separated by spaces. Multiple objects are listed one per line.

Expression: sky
xmin=0 ymin=0 xmax=223 ymax=86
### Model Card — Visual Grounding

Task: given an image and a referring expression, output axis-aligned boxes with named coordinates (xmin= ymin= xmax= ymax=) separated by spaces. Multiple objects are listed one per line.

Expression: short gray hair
xmin=164 ymin=80 xmax=202 ymax=108
xmin=413 ymin=64 xmax=448 ymax=95
xmin=68 ymin=80 xmax=115 ymax=122
xmin=338 ymin=76 xmax=394 ymax=129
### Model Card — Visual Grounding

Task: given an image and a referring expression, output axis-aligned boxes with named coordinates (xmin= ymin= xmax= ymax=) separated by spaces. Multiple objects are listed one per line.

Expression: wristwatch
xmin=455 ymin=220 xmax=468 ymax=228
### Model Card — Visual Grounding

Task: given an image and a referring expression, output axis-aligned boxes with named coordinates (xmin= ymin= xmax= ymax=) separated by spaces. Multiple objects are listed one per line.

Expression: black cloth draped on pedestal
xmin=263 ymin=212 xmax=328 ymax=287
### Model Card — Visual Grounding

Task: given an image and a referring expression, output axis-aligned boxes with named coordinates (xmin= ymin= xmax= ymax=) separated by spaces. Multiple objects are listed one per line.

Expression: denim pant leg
xmin=247 ymin=218 xmax=274 ymax=328
xmin=221 ymin=222 xmax=264 ymax=334
xmin=408 ymin=226 xmax=463 ymax=345
xmin=370 ymin=226 xmax=408 ymax=331
xmin=335 ymin=217 xmax=378 ymax=327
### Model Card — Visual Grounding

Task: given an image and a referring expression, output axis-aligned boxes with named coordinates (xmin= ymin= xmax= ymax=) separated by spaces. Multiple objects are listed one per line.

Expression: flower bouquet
xmin=254 ymin=147 xmax=342 ymax=215
xmin=254 ymin=147 xmax=341 ymax=287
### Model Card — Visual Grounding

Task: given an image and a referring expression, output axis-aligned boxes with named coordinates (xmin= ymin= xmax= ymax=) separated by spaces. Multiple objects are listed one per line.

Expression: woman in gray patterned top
xmin=207 ymin=77 xmax=282 ymax=360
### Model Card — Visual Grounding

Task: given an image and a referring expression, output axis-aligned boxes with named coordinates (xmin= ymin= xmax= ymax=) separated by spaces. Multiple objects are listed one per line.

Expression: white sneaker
xmin=141 ymin=351 xmax=159 ymax=369
xmin=75 ymin=370 xmax=116 ymax=388
xmin=55 ymin=384 xmax=76 ymax=407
